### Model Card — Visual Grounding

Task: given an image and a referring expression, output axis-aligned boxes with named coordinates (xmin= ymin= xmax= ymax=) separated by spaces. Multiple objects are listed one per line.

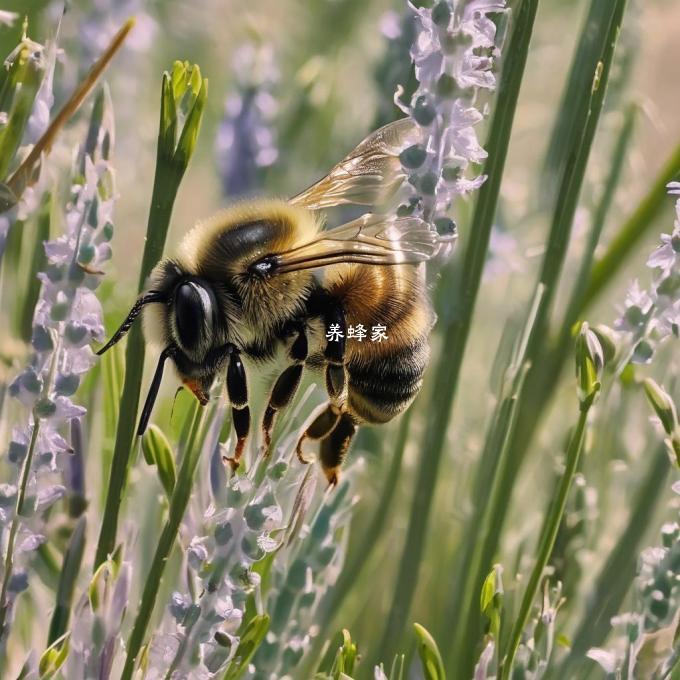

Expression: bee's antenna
xmin=137 ymin=345 xmax=174 ymax=436
xmin=96 ymin=290 xmax=165 ymax=356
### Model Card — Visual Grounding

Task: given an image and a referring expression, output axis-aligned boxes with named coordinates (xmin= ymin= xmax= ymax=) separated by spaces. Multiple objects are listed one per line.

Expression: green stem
xmin=581 ymin=139 xmax=680 ymax=312
xmin=564 ymin=102 xmax=638 ymax=330
xmin=47 ymin=516 xmax=87 ymax=645
xmin=0 ymin=418 xmax=40 ymax=636
xmin=445 ymin=356 xmax=533 ymax=674
xmin=94 ymin=142 xmax=188 ymax=570
xmin=121 ymin=402 xmax=212 ymax=680
xmin=304 ymin=411 xmax=411 ymax=675
xmin=525 ymin=0 xmax=628 ymax=362
xmin=370 ymin=0 xmax=540 ymax=666
xmin=561 ymin=443 xmax=669 ymax=675
xmin=456 ymin=10 xmax=628 ymax=663
xmin=499 ymin=407 xmax=590 ymax=680
xmin=0 ymin=331 xmax=61 ymax=636
xmin=445 ymin=286 xmax=543 ymax=676
xmin=94 ymin=64 xmax=206 ymax=568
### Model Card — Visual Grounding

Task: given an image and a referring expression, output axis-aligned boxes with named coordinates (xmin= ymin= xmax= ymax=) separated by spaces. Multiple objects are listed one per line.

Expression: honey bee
xmin=97 ymin=119 xmax=454 ymax=485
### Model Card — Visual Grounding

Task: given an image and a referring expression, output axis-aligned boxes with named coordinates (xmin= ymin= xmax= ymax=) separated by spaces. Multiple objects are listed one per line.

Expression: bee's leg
xmin=323 ymin=304 xmax=347 ymax=402
xmin=319 ymin=412 xmax=357 ymax=487
xmin=224 ymin=346 xmax=250 ymax=471
xmin=261 ymin=323 xmax=308 ymax=454
xmin=295 ymin=402 xmax=341 ymax=465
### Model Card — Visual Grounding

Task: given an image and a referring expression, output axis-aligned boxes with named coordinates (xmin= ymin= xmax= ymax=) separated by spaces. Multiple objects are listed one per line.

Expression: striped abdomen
xmin=322 ymin=263 xmax=434 ymax=425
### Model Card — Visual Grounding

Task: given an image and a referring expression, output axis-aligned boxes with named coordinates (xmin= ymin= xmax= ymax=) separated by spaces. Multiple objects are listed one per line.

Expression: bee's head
xmin=169 ymin=277 xmax=219 ymax=361
xmin=97 ymin=261 xmax=227 ymax=434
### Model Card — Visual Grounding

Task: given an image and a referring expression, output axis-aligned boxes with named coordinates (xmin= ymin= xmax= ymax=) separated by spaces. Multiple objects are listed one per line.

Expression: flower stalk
xmin=373 ymin=0 xmax=533 ymax=668
xmin=94 ymin=61 xmax=207 ymax=569
xmin=499 ymin=325 xmax=604 ymax=679
xmin=0 ymin=79 xmax=117 ymax=643
xmin=121 ymin=396 xmax=216 ymax=680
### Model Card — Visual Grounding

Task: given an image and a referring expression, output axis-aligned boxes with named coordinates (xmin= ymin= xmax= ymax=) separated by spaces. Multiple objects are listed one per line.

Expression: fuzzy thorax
xmin=142 ymin=199 xmax=323 ymax=352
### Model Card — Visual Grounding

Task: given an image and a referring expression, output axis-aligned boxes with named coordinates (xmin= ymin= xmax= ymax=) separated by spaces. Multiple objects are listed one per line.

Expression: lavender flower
xmin=395 ymin=0 xmax=507 ymax=233
xmin=0 ymin=11 xmax=18 ymax=27
xmin=0 ymin=88 xmax=115 ymax=633
xmin=647 ymin=182 xmax=680 ymax=275
xmin=216 ymin=44 xmax=279 ymax=198
xmin=79 ymin=0 xmax=157 ymax=57
xmin=253 ymin=476 xmax=354 ymax=676
xmin=610 ymin=183 xmax=680 ymax=365
xmin=588 ymin=515 xmax=680 ymax=678
xmin=67 ymin=557 xmax=132 ymax=678
xmin=145 ymin=389 xmax=354 ymax=678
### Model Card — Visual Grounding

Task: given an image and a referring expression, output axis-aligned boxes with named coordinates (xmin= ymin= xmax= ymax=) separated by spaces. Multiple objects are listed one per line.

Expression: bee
xmin=97 ymin=118 xmax=454 ymax=485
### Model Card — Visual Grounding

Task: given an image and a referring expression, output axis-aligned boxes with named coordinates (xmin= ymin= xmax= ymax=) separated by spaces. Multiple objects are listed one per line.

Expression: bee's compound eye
xmin=174 ymin=280 xmax=215 ymax=353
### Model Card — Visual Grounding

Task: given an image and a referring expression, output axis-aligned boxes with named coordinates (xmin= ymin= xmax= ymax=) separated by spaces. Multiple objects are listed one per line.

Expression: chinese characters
xmin=325 ymin=323 xmax=389 ymax=342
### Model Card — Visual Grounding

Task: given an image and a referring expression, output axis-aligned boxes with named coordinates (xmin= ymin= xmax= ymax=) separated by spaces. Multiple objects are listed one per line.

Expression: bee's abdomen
xmin=346 ymin=335 xmax=430 ymax=424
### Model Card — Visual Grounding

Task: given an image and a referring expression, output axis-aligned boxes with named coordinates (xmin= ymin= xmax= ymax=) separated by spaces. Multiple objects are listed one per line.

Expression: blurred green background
xmin=1 ymin=0 xmax=679 ymax=675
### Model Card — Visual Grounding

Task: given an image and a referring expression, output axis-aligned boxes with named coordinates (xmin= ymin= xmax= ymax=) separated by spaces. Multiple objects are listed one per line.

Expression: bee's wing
xmin=271 ymin=213 xmax=454 ymax=274
xmin=289 ymin=118 xmax=418 ymax=210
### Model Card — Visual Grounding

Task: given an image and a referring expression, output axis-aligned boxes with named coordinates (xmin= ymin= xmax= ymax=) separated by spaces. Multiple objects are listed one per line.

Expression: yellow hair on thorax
xmin=176 ymin=198 xmax=322 ymax=274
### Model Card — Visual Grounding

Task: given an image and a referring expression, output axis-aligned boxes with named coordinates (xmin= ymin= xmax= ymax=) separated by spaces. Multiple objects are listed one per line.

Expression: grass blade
xmin=561 ymin=443 xmax=670 ymax=675
xmin=525 ymin=0 xmax=628 ymax=361
xmin=47 ymin=516 xmax=87 ymax=645
xmin=370 ymin=0 xmax=541 ymax=667
xmin=18 ymin=192 xmax=50 ymax=342
xmin=540 ymin=1 xmax=620 ymax=203
xmin=121 ymin=402 xmax=215 ymax=679
xmin=581 ymin=139 xmax=680 ymax=312
xmin=499 ymin=407 xmax=590 ymax=678
xmin=564 ymin=101 xmax=638 ymax=327
xmin=445 ymin=287 xmax=543 ymax=677
xmin=465 ymin=4 xmax=629 ymax=643
xmin=94 ymin=64 xmax=207 ymax=569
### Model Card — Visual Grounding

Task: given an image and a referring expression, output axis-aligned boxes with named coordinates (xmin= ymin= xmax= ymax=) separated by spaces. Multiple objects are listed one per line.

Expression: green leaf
xmin=643 ymin=379 xmax=678 ymax=437
xmin=174 ymin=69 xmax=208 ymax=170
xmin=480 ymin=564 xmax=504 ymax=640
xmin=374 ymin=0 xmax=541 ymax=670
xmin=222 ymin=614 xmax=270 ymax=680
xmin=19 ymin=192 xmax=50 ymax=342
xmin=0 ymin=37 xmax=44 ymax=180
xmin=330 ymin=629 xmax=358 ymax=679
xmin=526 ymin=0 xmax=629 ymax=361
xmin=141 ymin=424 xmax=177 ymax=497
xmin=158 ymin=72 xmax=177 ymax=159
xmin=540 ymin=1 xmax=618 ymax=201
xmin=414 ymin=623 xmax=446 ymax=680
xmin=48 ymin=517 xmax=87 ymax=645
xmin=38 ymin=632 xmax=70 ymax=679
xmin=96 ymin=58 xmax=208 ymax=571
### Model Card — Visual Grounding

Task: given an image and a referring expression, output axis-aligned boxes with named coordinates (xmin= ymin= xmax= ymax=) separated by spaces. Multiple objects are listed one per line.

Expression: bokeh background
xmin=1 ymin=0 xmax=679 ymax=676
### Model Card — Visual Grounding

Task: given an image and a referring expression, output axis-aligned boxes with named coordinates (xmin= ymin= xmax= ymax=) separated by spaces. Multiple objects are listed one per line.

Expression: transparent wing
xmin=289 ymin=118 xmax=419 ymax=210
xmin=270 ymin=213 xmax=455 ymax=274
